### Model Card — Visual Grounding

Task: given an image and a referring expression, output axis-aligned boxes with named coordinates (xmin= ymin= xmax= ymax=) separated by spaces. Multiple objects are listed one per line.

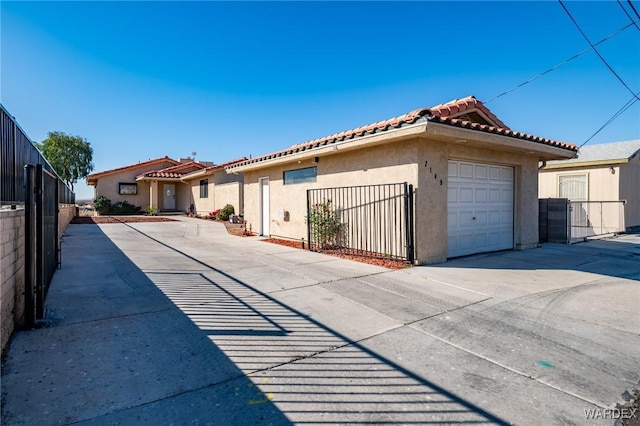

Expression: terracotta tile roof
xmin=428 ymin=116 xmax=577 ymax=152
xmin=429 ymin=95 xmax=510 ymax=129
xmin=138 ymin=161 xmax=206 ymax=179
xmin=204 ymin=157 xmax=249 ymax=172
xmin=181 ymin=157 xmax=250 ymax=180
xmin=227 ymin=96 xmax=576 ymax=170
xmin=86 ymin=156 xmax=179 ymax=181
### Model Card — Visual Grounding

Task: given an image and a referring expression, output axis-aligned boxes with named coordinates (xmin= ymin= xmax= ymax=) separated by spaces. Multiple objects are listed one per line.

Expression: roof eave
xmin=181 ymin=167 xmax=221 ymax=182
xmin=542 ymin=158 xmax=629 ymax=170
xmin=226 ymin=122 xmax=429 ymax=173
xmin=425 ymin=121 xmax=577 ymax=160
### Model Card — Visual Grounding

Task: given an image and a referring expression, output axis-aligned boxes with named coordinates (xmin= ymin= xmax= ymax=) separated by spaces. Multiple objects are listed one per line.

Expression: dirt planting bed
xmin=262 ymin=237 xmax=410 ymax=270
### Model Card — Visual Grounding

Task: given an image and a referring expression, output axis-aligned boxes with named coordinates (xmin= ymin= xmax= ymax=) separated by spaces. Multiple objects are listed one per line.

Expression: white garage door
xmin=447 ymin=160 xmax=514 ymax=258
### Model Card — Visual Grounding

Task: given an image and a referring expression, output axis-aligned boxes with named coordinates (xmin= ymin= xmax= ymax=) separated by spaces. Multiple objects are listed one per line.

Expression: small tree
xmin=306 ymin=200 xmax=343 ymax=249
xmin=37 ymin=131 xmax=94 ymax=191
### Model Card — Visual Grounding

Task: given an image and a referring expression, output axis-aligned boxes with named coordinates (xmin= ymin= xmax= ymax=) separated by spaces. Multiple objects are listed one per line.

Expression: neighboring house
xmin=539 ymin=139 xmax=640 ymax=230
xmin=135 ymin=161 xmax=207 ymax=212
xmin=86 ymin=156 xmax=181 ymax=210
xmin=181 ymin=158 xmax=247 ymax=216
xmin=227 ymin=95 xmax=578 ymax=264
xmin=87 ymin=156 xmax=246 ymax=215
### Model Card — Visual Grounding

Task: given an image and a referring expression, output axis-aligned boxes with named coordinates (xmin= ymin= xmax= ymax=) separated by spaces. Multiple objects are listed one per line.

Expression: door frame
xmin=163 ymin=183 xmax=176 ymax=210
xmin=259 ymin=177 xmax=270 ymax=236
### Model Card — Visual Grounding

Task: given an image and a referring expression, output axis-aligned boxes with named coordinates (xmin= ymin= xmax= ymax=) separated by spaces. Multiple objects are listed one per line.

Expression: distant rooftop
xmin=545 ymin=139 xmax=640 ymax=168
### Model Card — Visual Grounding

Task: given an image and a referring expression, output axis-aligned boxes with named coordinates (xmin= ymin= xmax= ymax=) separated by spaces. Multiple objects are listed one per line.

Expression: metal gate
xmin=24 ymin=164 xmax=59 ymax=326
xmin=307 ymin=182 xmax=414 ymax=263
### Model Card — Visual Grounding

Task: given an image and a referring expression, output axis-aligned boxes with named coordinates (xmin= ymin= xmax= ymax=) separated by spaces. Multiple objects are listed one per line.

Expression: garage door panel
xmin=474 ymin=165 xmax=488 ymax=179
xmin=459 ymin=188 xmax=473 ymax=203
xmin=474 ymin=211 xmax=487 ymax=226
xmin=448 ymin=160 xmax=514 ymax=258
xmin=448 ymin=187 xmax=458 ymax=203
xmin=475 ymin=188 xmax=487 ymax=203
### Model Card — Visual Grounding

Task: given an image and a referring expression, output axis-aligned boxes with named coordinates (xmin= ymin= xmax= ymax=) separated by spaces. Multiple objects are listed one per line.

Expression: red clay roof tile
xmin=86 ymin=156 xmax=179 ymax=181
xmin=227 ymin=96 xmax=576 ymax=170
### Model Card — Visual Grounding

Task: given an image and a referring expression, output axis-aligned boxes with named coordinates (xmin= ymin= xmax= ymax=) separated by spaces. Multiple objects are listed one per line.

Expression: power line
xmin=485 ymin=21 xmax=637 ymax=103
xmin=617 ymin=0 xmax=640 ymax=30
xmin=559 ymin=0 xmax=640 ymax=102
xmin=576 ymin=93 xmax=639 ymax=151
xmin=627 ymin=0 xmax=640 ymax=20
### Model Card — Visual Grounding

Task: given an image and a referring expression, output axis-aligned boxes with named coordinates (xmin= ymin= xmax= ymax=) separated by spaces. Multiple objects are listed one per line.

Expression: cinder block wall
xmin=1 ymin=209 xmax=26 ymax=354
xmin=58 ymin=205 xmax=77 ymax=237
xmin=1 ymin=205 xmax=76 ymax=355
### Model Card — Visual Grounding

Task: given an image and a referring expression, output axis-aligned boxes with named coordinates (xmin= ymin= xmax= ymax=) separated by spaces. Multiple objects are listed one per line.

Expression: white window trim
xmin=557 ymin=172 xmax=588 ymax=201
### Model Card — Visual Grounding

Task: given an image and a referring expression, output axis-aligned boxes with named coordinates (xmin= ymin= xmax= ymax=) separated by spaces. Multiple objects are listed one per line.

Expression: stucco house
xmin=539 ymin=139 xmax=640 ymax=231
xmin=227 ymin=95 xmax=578 ymax=264
xmin=180 ymin=158 xmax=247 ymax=216
xmin=87 ymin=156 xmax=245 ymax=215
xmin=87 ymin=156 xmax=182 ymax=211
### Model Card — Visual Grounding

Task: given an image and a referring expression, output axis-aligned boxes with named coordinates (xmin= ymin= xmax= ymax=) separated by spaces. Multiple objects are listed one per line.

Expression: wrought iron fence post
xmin=24 ymin=165 xmax=36 ymax=328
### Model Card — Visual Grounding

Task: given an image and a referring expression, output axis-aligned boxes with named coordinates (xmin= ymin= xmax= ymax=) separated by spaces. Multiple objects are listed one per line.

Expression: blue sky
xmin=2 ymin=1 xmax=639 ymax=200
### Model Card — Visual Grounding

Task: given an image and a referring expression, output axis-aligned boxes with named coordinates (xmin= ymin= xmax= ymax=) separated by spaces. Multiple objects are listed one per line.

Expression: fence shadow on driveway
xmin=127 ymin=224 xmax=510 ymax=425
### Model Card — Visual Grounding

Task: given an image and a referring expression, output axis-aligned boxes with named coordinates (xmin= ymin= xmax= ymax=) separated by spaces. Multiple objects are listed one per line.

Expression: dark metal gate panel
xmin=307 ymin=182 xmax=414 ymax=263
xmin=24 ymin=164 xmax=60 ymax=327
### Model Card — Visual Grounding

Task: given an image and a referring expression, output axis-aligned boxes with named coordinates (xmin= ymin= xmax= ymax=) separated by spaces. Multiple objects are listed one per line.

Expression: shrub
xmin=94 ymin=196 xmax=111 ymax=215
xmin=93 ymin=196 xmax=141 ymax=215
xmin=110 ymin=200 xmax=142 ymax=215
xmin=306 ymin=200 xmax=343 ymax=249
xmin=217 ymin=204 xmax=235 ymax=221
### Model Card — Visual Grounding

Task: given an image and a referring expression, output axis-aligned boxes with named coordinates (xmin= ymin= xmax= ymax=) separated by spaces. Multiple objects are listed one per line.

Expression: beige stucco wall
xmin=416 ymin=141 xmax=539 ymax=263
xmin=187 ymin=170 xmax=244 ymax=216
xmin=243 ymin=136 xmax=542 ymax=264
xmin=620 ymin=154 xmax=640 ymax=228
xmin=243 ymin=140 xmax=420 ymax=241
xmin=92 ymin=160 xmax=175 ymax=209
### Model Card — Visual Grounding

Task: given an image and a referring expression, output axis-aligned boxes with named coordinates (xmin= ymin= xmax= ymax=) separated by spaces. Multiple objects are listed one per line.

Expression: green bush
xmin=94 ymin=196 xmax=111 ymax=215
xmin=92 ymin=196 xmax=142 ymax=215
xmin=306 ymin=200 xmax=343 ymax=249
xmin=217 ymin=204 xmax=235 ymax=221
xmin=111 ymin=201 xmax=142 ymax=215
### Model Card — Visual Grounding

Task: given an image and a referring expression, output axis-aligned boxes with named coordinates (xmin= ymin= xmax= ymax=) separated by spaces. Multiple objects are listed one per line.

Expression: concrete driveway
xmin=2 ymin=218 xmax=638 ymax=425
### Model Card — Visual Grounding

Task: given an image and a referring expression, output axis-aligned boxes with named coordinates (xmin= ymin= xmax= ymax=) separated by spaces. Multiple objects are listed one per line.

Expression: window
xmin=199 ymin=179 xmax=208 ymax=198
xmin=283 ymin=167 xmax=317 ymax=185
xmin=119 ymin=183 xmax=137 ymax=195
xmin=558 ymin=174 xmax=587 ymax=201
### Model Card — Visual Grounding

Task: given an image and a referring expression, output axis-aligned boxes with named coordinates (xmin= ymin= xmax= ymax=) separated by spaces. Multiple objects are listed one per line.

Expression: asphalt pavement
xmin=2 ymin=217 xmax=638 ymax=425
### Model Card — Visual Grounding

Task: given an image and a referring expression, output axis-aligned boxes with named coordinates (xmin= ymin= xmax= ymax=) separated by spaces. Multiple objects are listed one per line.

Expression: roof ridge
xmin=87 ymin=156 xmax=179 ymax=179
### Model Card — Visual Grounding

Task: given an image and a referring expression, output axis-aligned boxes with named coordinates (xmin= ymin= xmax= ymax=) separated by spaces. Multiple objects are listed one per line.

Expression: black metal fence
xmin=24 ymin=164 xmax=60 ymax=326
xmin=1 ymin=104 xmax=75 ymax=205
xmin=307 ymin=182 xmax=415 ymax=263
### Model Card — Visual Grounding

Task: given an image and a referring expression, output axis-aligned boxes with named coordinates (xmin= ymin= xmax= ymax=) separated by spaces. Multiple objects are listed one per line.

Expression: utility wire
xmin=627 ymin=0 xmax=640 ymax=20
xmin=617 ymin=0 xmax=640 ymax=30
xmin=576 ymin=93 xmax=639 ymax=152
xmin=559 ymin=0 xmax=640 ymax=101
xmin=485 ymin=21 xmax=637 ymax=103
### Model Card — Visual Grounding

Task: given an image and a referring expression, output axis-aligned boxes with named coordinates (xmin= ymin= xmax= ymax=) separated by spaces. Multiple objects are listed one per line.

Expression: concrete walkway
xmin=2 ymin=218 xmax=638 ymax=425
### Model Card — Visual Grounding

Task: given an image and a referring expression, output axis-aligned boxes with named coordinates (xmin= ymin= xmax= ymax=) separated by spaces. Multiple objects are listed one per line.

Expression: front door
xmin=260 ymin=177 xmax=270 ymax=236
xmin=163 ymin=184 xmax=176 ymax=210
